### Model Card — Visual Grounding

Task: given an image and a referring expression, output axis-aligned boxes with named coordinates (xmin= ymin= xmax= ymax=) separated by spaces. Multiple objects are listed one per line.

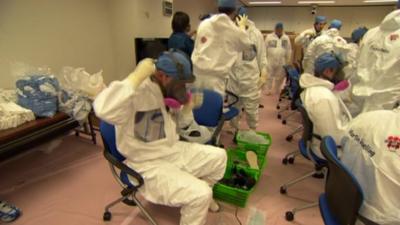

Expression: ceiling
xmin=241 ymin=0 xmax=399 ymax=6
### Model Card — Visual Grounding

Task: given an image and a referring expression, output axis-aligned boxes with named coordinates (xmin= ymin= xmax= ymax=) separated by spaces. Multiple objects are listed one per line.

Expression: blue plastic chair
xmin=100 ymin=121 xmax=158 ymax=225
xmin=280 ymin=101 xmax=328 ymax=221
xmin=319 ymin=136 xmax=367 ymax=225
xmin=193 ymin=89 xmax=239 ymax=145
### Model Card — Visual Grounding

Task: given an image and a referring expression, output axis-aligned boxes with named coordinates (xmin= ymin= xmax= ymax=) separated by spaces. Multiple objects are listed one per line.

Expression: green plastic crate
xmin=236 ymin=132 xmax=272 ymax=158
xmin=213 ymin=168 xmax=259 ymax=208
xmin=225 ymin=148 xmax=267 ymax=180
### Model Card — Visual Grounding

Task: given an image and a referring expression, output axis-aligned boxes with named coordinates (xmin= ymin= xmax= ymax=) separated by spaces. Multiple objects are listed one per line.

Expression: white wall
xmin=0 ymin=0 xmax=115 ymax=88
xmin=109 ymin=0 xmax=174 ymax=80
xmin=248 ymin=6 xmax=394 ymax=37
xmin=174 ymin=0 xmax=217 ymax=29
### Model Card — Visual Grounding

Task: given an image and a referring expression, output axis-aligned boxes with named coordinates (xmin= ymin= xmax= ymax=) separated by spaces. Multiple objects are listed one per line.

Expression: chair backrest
xmin=321 ymin=136 xmax=364 ymax=225
xmin=193 ymin=89 xmax=223 ymax=127
xmin=297 ymin=102 xmax=316 ymax=143
xmin=100 ymin=121 xmax=126 ymax=162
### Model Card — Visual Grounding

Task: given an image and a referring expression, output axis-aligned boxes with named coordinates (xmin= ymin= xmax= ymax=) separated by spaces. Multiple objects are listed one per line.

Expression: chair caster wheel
xmin=285 ymin=211 xmax=294 ymax=221
xmin=280 ymin=186 xmax=287 ymax=194
xmin=313 ymin=172 xmax=325 ymax=179
xmin=282 ymin=120 xmax=287 ymax=125
xmin=277 ymin=114 xmax=282 ymax=119
xmin=103 ymin=211 xmax=112 ymax=221
xmin=282 ymin=158 xmax=288 ymax=165
xmin=286 ymin=135 xmax=293 ymax=142
xmin=288 ymin=157 xmax=295 ymax=164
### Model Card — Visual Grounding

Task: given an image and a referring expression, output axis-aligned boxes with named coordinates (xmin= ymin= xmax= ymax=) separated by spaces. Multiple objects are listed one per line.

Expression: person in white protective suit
xmin=93 ymin=50 xmax=227 ymax=225
xmin=191 ymin=0 xmax=253 ymax=96
xmin=227 ymin=6 xmax=268 ymax=131
xmin=264 ymin=22 xmax=292 ymax=95
xmin=302 ymin=19 xmax=348 ymax=75
xmin=340 ymin=27 xmax=369 ymax=116
xmin=300 ymin=53 xmax=352 ymax=158
xmin=352 ymin=8 xmax=400 ymax=113
xmin=341 ymin=109 xmax=400 ymax=225
xmin=295 ymin=15 xmax=327 ymax=50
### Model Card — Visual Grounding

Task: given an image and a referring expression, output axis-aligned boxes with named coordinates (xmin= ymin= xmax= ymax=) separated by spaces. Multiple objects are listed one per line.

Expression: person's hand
xmin=236 ymin=15 xmax=248 ymax=30
xmin=258 ymin=69 xmax=268 ymax=88
xmin=188 ymin=30 xmax=197 ymax=37
xmin=126 ymin=58 xmax=156 ymax=88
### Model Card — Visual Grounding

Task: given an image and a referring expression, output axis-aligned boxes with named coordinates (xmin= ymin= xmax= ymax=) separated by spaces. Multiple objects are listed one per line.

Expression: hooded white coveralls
xmin=264 ymin=32 xmax=292 ymax=94
xmin=192 ymin=14 xmax=252 ymax=96
xmin=227 ymin=20 xmax=267 ymax=130
xmin=300 ymin=73 xmax=352 ymax=158
xmin=94 ymin=78 xmax=227 ymax=225
xmin=341 ymin=109 xmax=400 ymax=225
xmin=302 ymin=28 xmax=348 ymax=75
xmin=295 ymin=27 xmax=322 ymax=49
xmin=352 ymin=10 xmax=400 ymax=113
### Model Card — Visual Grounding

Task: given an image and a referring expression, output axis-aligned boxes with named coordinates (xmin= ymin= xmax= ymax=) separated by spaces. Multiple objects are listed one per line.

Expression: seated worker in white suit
xmin=302 ymin=19 xmax=348 ymax=75
xmin=352 ymin=8 xmax=400 ymax=113
xmin=300 ymin=53 xmax=352 ymax=158
xmin=295 ymin=15 xmax=327 ymax=50
xmin=227 ymin=6 xmax=268 ymax=131
xmin=341 ymin=109 xmax=400 ymax=225
xmin=264 ymin=22 xmax=292 ymax=95
xmin=94 ymin=50 xmax=227 ymax=225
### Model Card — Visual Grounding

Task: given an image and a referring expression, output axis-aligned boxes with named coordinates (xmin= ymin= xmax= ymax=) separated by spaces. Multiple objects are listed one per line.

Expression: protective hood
xmin=300 ymin=73 xmax=334 ymax=90
xmin=379 ymin=9 xmax=400 ymax=31
xmin=325 ymin=28 xmax=340 ymax=38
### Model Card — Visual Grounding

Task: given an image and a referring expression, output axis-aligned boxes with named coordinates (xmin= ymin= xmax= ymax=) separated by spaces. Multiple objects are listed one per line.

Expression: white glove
xmin=236 ymin=15 xmax=248 ymax=30
xmin=258 ymin=68 xmax=268 ymax=88
xmin=126 ymin=58 xmax=156 ymax=89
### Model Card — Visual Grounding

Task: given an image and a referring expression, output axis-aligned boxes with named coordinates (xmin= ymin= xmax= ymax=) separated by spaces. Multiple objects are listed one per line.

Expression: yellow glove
xmin=126 ymin=58 xmax=156 ymax=89
xmin=258 ymin=68 xmax=268 ymax=88
xmin=236 ymin=15 xmax=248 ymax=31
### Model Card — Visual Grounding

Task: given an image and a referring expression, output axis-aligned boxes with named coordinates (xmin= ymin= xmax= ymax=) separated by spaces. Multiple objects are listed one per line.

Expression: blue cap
xmin=351 ymin=27 xmax=368 ymax=43
xmin=315 ymin=16 xmax=327 ymax=24
xmin=275 ymin=22 xmax=284 ymax=29
xmin=314 ymin=53 xmax=342 ymax=75
xmin=156 ymin=50 xmax=193 ymax=80
xmin=218 ymin=0 xmax=237 ymax=8
xmin=329 ymin=19 xmax=342 ymax=30
xmin=238 ymin=6 xmax=247 ymax=16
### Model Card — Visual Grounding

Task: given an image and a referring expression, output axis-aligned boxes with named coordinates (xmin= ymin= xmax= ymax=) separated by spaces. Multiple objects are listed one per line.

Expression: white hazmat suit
xmin=352 ymin=10 xmax=400 ymax=113
xmin=295 ymin=27 xmax=321 ymax=49
xmin=341 ymin=109 xmax=400 ymax=225
xmin=302 ymin=28 xmax=348 ymax=74
xmin=192 ymin=14 xmax=252 ymax=96
xmin=227 ymin=20 xmax=267 ymax=130
xmin=264 ymin=32 xmax=292 ymax=95
xmin=300 ymin=73 xmax=352 ymax=158
xmin=94 ymin=75 xmax=227 ymax=225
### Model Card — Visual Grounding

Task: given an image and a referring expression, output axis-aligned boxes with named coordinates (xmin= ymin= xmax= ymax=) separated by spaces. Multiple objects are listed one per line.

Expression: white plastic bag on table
xmin=61 ymin=67 xmax=105 ymax=99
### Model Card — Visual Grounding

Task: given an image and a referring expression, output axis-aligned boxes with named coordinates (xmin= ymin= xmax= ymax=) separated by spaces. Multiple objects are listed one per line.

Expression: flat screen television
xmin=135 ymin=38 xmax=169 ymax=64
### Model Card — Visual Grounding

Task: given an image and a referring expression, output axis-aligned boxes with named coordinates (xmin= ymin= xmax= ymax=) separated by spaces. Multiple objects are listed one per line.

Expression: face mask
xmin=333 ymin=80 xmax=350 ymax=91
xmin=164 ymin=92 xmax=192 ymax=109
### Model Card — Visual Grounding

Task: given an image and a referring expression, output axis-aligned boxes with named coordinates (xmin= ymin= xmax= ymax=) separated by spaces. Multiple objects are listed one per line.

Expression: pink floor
xmin=0 ymin=94 xmax=324 ymax=225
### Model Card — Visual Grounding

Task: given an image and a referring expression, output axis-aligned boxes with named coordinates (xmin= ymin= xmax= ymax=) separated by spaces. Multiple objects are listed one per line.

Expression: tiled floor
xmin=0 ymin=94 xmax=324 ymax=225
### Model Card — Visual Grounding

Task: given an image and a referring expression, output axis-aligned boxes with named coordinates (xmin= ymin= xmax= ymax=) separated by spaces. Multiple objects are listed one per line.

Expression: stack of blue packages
xmin=16 ymin=75 xmax=60 ymax=117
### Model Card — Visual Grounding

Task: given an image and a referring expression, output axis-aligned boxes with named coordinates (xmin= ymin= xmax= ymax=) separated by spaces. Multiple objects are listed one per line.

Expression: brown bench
xmin=0 ymin=113 xmax=79 ymax=161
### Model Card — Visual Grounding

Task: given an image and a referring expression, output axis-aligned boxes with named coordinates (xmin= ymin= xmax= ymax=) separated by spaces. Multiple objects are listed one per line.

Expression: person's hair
xmin=172 ymin=11 xmax=190 ymax=33
xmin=218 ymin=7 xmax=236 ymax=15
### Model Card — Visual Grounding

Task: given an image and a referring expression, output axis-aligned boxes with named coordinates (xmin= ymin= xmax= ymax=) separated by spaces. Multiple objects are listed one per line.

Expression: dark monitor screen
xmin=135 ymin=38 xmax=169 ymax=64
